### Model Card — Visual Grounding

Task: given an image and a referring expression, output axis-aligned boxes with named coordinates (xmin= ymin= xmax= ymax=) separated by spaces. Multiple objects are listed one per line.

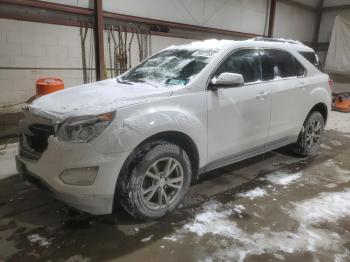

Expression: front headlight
xmin=57 ymin=112 xmax=115 ymax=142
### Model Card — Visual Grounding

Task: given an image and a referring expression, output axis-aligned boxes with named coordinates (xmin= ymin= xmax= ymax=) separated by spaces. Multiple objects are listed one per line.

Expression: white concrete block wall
xmin=318 ymin=10 xmax=350 ymax=43
xmin=0 ymin=0 xmax=323 ymax=107
xmin=103 ymin=0 xmax=269 ymax=35
xmin=0 ymin=18 xmax=196 ymax=106
xmin=0 ymin=19 xmax=96 ymax=106
xmin=43 ymin=0 xmax=93 ymax=8
xmin=274 ymin=1 xmax=316 ymax=42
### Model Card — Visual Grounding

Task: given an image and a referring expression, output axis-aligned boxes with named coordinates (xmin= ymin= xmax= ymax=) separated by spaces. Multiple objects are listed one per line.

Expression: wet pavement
xmin=1 ymin=129 xmax=350 ymax=262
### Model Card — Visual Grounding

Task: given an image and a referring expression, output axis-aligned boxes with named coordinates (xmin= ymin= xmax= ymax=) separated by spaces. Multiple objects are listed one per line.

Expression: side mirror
xmin=209 ymin=72 xmax=244 ymax=90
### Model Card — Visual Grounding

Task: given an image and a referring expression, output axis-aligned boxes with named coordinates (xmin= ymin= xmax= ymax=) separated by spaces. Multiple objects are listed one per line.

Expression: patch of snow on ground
xmin=27 ymin=234 xmax=51 ymax=247
xmin=184 ymin=200 xmax=243 ymax=238
xmin=233 ymin=205 xmax=245 ymax=214
xmin=324 ymin=159 xmax=343 ymax=167
xmin=0 ymin=143 xmax=18 ymax=179
xmin=182 ymin=201 xmax=346 ymax=262
xmin=210 ymin=226 xmax=343 ymax=262
xmin=330 ymin=140 xmax=343 ymax=146
xmin=238 ymin=187 xmax=267 ymax=200
xmin=334 ymin=166 xmax=350 ymax=183
xmin=163 ymin=235 xmax=179 ymax=242
xmin=321 ymin=144 xmax=332 ymax=150
xmin=292 ymin=189 xmax=350 ymax=225
xmin=322 ymin=160 xmax=350 ymax=184
xmin=141 ymin=235 xmax=154 ymax=242
xmin=264 ymin=171 xmax=303 ymax=186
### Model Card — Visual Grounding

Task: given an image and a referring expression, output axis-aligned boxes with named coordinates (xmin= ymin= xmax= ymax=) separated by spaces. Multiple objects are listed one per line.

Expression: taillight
xmin=328 ymin=79 xmax=333 ymax=89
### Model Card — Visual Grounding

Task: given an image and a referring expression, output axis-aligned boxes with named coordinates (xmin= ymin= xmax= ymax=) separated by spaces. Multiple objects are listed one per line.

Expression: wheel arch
xmin=116 ymin=130 xmax=200 ymax=193
xmin=114 ymin=130 xmax=200 ymax=213
xmin=307 ymin=102 xmax=329 ymax=123
xmin=137 ymin=131 xmax=200 ymax=177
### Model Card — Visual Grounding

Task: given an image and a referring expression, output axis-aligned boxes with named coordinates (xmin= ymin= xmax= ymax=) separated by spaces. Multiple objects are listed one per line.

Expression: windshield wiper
xmin=116 ymin=77 xmax=133 ymax=85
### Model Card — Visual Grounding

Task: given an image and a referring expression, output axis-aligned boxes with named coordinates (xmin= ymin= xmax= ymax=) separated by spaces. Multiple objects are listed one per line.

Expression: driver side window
xmin=216 ymin=49 xmax=261 ymax=84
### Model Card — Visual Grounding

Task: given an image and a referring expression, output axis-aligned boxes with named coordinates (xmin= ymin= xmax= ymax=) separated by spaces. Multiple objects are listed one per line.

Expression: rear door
xmin=259 ymin=49 xmax=307 ymax=144
xmin=206 ymin=49 xmax=271 ymax=167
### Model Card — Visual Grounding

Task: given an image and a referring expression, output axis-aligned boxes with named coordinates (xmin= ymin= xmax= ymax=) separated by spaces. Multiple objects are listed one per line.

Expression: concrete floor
xmin=0 ymin=111 xmax=350 ymax=262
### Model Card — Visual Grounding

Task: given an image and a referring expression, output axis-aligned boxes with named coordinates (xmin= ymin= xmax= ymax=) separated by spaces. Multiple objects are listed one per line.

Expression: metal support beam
xmin=103 ymin=12 xmax=258 ymax=39
xmin=312 ymin=0 xmax=324 ymax=47
xmin=323 ymin=5 xmax=350 ymax=12
xmin=278 ymin=0 xmax=317 ymax=12
xmin=0 ymin=0 xmax=93 ymax=15
xmin=315 ymin=42 xmax=330 ymax=52
xmin=93 ymin=0 xmax=105 ymax=81
xmin=0 ymin=0 xmax=259 ymax=40
xmin=268 ymin=0 xmax=277 ymax=37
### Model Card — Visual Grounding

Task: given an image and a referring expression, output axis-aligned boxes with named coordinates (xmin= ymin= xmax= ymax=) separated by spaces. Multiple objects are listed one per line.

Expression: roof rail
xmin=251 ymin=37 xmax=303 ymax=45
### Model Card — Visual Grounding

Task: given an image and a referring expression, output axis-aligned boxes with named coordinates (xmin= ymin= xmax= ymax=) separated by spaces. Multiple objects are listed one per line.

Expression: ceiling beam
xmin=0 ymin=0 xmax=93 ymax=15
xmin=323 ymin=5 xmax=350 ymax=12
xmin=0 ymin=0 xmax=260 ymax=40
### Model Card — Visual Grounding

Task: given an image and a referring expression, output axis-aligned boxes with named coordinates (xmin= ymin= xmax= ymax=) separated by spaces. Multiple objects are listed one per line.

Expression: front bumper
xmin=16 ymin=136 xmax=131 ymax=215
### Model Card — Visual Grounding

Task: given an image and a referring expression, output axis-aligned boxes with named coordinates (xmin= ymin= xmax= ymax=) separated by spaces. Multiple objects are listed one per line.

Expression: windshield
xmin=119 ymin=48 xmax=219 ymax=87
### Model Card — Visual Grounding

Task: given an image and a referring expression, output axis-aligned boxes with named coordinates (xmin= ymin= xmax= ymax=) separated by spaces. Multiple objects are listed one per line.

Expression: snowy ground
xmin=0 ymin=111 xmax=349 ymax=261
xmin=0 ymin=142 xmax=18 ymax=180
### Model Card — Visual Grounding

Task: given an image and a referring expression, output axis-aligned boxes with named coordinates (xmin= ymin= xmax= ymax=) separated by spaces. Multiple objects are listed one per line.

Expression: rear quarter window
xmin=299 ymin=51 xmax=322 ymax=70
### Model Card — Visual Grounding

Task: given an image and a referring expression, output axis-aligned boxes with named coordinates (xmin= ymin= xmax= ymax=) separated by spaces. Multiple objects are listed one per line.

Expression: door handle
xmin=256 ymin=91 xmax=269 ymax=100
xmin=297 ymin=82 xmax=306 ymax=89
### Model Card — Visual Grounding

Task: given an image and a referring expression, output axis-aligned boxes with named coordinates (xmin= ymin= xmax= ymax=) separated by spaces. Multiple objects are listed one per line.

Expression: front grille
xmin=19 ymin=123 xmax=54 ymax=161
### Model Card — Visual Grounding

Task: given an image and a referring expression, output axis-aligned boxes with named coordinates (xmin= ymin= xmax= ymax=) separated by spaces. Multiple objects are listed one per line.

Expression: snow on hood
xmin=27 ymin=79 xmax=173 ymax=122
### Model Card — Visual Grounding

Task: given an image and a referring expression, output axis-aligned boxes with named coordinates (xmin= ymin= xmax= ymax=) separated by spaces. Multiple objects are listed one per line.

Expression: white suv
xmin=16 ymin=38 xmax=332 ymax=220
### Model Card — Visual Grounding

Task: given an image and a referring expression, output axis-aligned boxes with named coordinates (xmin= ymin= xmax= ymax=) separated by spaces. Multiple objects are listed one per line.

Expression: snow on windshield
xmin=121 ymin=39 xmax=233 ymax=87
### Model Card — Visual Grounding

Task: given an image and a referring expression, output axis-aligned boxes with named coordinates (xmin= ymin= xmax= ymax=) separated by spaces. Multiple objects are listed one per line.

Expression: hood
xmin=27 ymin=79 xmax=173 ymax=122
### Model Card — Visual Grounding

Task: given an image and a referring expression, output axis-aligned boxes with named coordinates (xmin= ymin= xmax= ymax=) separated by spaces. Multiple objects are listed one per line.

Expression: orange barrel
xmin=36 ymin=78 xmax=64 ymax=96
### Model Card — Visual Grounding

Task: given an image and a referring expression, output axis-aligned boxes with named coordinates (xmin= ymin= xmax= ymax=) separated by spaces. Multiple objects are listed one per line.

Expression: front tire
xmin=117 ymin=141 xmax=192 ymax=220
xmin=293 ymin=111 xmax=325 ymax=157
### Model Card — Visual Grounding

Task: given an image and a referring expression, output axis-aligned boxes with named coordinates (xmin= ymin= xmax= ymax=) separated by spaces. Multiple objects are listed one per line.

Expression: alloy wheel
xmin=305 ymin=119 xmax=322 ymax=148
xmin=140 ymin=157 xmax=184 ymax=210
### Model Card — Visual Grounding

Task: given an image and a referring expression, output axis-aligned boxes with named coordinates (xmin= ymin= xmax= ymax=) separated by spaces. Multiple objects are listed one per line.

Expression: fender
xmin=93 ymin=105 xmax=207 ymax=167
xmin=310 ymin=86 xmax=332 ymax=113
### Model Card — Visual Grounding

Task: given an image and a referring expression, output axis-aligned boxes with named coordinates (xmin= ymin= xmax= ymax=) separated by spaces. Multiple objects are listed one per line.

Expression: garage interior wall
xmin=0 ymin=0 xmax=333 ymax=108
xmin=316 ymin=0 xmax=350 ymax=91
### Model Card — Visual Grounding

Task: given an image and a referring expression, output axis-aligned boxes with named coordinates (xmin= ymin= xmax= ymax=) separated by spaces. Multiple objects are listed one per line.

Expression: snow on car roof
xmin=167 ymin=38 xmax=314 ymax=53
xmin=166 ymin=39 xmax=235 ymax=51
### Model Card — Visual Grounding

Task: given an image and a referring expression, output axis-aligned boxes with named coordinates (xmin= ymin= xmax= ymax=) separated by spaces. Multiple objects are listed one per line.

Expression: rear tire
xmin=292 ymin=111 xmax=325 ymax=157
xmin=117 ymin=140 xmax=192 ymax=221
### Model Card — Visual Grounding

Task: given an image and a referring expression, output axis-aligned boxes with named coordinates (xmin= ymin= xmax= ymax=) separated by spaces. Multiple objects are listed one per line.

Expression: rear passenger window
xmin=260 ymin=49 xmax=297 ymax=80
xmin=216 ymin=49 xmax=261 ymax=83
